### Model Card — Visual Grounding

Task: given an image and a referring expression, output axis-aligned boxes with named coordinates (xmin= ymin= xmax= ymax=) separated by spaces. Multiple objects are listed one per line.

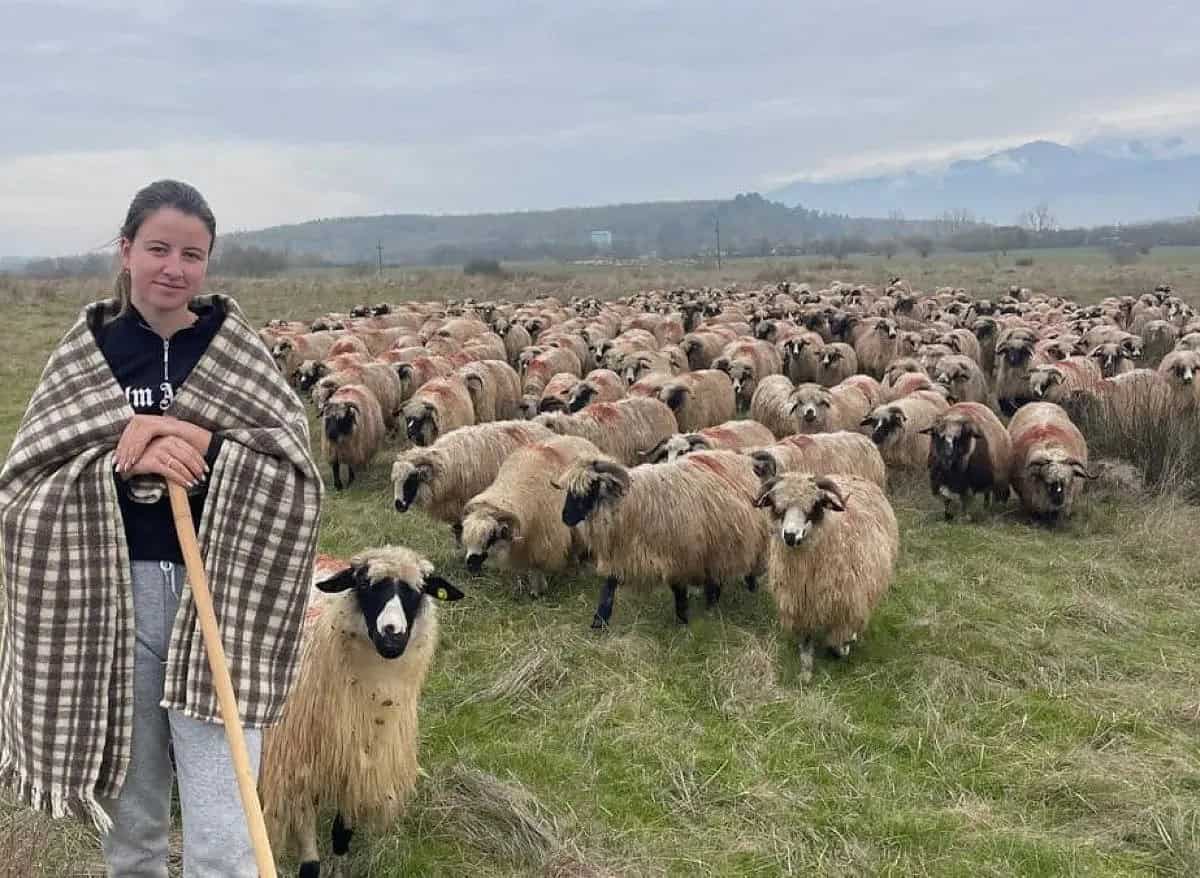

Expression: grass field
xmin=2 ymin=251 xmax=1200 ymax=876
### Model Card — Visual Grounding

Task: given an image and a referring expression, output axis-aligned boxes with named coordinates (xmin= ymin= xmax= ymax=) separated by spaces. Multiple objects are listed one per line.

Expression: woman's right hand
xmin=119 ymin=435 xmax=208 ymax=488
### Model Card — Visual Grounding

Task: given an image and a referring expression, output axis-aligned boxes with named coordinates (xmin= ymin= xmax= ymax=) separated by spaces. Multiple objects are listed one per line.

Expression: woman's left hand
xmin=114 ymin=414 xmax=170 ymax=473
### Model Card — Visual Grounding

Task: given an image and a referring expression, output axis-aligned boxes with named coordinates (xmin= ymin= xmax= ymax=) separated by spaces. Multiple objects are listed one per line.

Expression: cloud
xmin=2 ymin=0 xmax=1200 ymax=255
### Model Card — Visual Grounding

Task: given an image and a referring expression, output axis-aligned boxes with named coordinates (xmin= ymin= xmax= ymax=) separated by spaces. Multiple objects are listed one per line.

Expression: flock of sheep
xmin=255 ymin=280 xmax=1198 ymax=875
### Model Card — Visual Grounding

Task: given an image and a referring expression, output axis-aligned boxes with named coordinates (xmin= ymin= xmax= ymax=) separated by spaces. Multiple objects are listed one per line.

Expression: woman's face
xmin=120 ymin=207 xmax=212 ymax=314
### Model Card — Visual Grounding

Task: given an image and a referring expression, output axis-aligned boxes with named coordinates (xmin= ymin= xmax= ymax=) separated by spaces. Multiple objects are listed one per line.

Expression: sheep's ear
xmin=815 ymin=477 xmax=846 ymax=511
xmin=752 ymin=478 xmax=778 ymax=508
xmin=917 ymin=425 xmax=935 ymax=435
xmin=687 ymin=434 xmax=709 ymax=450
xmin=1088 ymin=345 xmax=1104 ymax=358
xmin=465 ymin=373 xmax=484 ymax=396
xmin=423 ymin=575 xmax=465 ymax=602
xmin=397 ymin=364 xmax=414 ymax=381
xmin=750 ymin=452 xmax=777 ymax=482
xmin=591 ymin=459 xmax=630 ymax=495
xmin=895 ymin=410 xmax=908 ymax=425
xmin=859 ymin=414 xmax=874 ymax=427
xmin=317 ymin=565 xmax=364 ymax=593
xmin=640 ymin=438 xmax=668 ymax=461
xmin=1067 ymin=459 xmax=1097 ymax=480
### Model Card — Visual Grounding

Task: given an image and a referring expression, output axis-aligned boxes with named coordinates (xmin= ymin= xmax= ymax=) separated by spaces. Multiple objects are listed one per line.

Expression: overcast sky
xmin=4 ymin=0 xmax=1200 ymax=257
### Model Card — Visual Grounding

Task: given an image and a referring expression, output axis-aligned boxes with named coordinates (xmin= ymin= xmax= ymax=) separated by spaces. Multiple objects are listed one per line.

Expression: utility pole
xmin=715 ymin=212 xmax=722 ymax=270
xmin=377 ymin=240 xmax=383 ymax=276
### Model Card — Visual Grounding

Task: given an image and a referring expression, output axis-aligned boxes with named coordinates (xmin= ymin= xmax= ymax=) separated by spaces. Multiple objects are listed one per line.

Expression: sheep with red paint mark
xmin=1008 ymin=402 xmax=1092 ymax=522
xmin=642 ymin=419 xmax=776 ymax=464
xmin=402 ymin=376 xmax=476 ymax=446
xmin=747 ymin=431 xmax=887 ymax=489
xmin=534 ymin=396 xmax=677 ymax=465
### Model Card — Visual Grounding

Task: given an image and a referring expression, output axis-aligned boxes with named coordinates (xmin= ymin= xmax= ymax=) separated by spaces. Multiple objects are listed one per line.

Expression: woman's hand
xmin=114 ymin=414 xmax=171 ymax=473
xmin=119 ymin=435 xmax=208 ymax=488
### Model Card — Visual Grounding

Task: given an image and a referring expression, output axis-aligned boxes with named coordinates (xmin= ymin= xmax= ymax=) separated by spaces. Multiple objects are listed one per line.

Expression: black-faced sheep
xmin=402 ymin=376 xmax=476 ymax=446
xmin=566 ymin=368 xmax=626 ymax=412
xmin=558 ymin=452 xmax=768 ymax=627
xmin=753 ymin=473 xmax=898 ymax=682
xmin=321 ymin=384 xmax=385 ymax=491
xmin=260 ymin=548 xmax=464 ymax=878
xmin=392 ymin=420 xmax=553 ymax=541
xmin=933 ymin=354 xmax=990 ymax=405
xmin=922 ymin=402 xmax=1012 ymax=520
xmin=816 ymin=343 xmax=857 ymax=386
xmin=659 ymin=369 xmax=737 ymax=432
xmin=860 ymin=390 xmax=950 ymax=470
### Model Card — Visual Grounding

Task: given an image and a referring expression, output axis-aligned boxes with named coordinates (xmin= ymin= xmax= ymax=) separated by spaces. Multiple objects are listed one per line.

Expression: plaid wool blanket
xmin=0 ymin=294 xmax=323 ymax=831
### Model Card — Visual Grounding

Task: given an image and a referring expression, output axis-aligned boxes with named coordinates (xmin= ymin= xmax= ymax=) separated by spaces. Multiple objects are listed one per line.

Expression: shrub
xmin=1073 ymin=391 xmax=1200 ymax=502
xmin=464 ymin=258 xmax=506 ymax=277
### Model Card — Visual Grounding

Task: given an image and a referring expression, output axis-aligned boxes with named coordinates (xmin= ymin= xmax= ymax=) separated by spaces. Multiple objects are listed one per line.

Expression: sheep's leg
xmin=331 ymin=461 xmax=343 ymax=491
xmin=297 ymin=816 xmax=320 ymax=877
xmin=744 ymin=574 xmax=758 ymax=592
xmin=591 ymin=576 xmax=619 ymax=629
xmin=528 ymin=570 xmax=548 ymax=597
xmin=671 ymin=583 xmax=690 ymax=625
xmin=346 ymin=464 xmax=355 ymax=487
xmin=704 ymin=580 xmax=721 ymax=608
xmin=451 ymin=522 xmax=463 ymax=546
xmin=329 ymin=812 xmax=354 ymax=877
xmin=798 ymin=636 xmax=815 ymax=683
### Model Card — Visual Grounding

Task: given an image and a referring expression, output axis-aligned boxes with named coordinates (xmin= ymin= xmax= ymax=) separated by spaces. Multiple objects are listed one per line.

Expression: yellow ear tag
xmin=437 ymin=588 xmax=448 ymax=600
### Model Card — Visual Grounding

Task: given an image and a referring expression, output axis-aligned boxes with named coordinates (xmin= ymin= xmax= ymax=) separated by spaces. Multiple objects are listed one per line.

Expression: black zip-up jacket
xmin=93 ymin=299 xmax=226 ymax=562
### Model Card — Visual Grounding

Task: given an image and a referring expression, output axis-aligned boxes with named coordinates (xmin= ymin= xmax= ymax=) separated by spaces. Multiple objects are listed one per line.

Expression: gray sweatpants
xmin=100 ymin=560 xmax=263 ymax=878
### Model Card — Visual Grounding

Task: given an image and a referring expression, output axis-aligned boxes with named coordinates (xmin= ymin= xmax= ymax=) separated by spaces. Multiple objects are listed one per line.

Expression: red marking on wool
xmin=1013 ymin=422 xmax=1076 ymax=460
xmin=685 ymin=453 xmax=754 ymax=501
xmin=587 ymin=403 xmax=621 ymax=424
xmin=533 ymin=442 xmax=570 ymax=466
xmin=781 ymin=434 xmax=814 ymax=449
xmin=423 ymin=382 xmax=459 ymax=400
xmin=702 ymin=425 xmax=737 ymax=444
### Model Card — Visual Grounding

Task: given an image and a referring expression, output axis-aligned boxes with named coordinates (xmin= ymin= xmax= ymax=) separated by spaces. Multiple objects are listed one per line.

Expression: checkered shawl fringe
xmin=0 ymin=294 xmax=323 ymax=832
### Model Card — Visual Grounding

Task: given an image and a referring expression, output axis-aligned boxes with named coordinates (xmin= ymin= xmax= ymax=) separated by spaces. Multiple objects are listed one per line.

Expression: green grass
xmin=2 ymin=259 xmax=1200 ymax=876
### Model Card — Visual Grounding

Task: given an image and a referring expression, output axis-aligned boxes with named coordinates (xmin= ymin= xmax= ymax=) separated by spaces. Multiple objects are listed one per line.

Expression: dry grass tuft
xmin=711 ymin=630 xmax=787 ymax=715
xmin=425 ymin=764 xmax=565 ymax=868
xmin=460 ymin=645 xmax=569 ymax=706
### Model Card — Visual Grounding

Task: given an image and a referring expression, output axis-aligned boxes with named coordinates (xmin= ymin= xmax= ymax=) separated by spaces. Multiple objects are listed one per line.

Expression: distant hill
xmin=769 ymin=140 xmax=1200 ymax=227
xmin=224 ymin=194 xmax=945 ymax=265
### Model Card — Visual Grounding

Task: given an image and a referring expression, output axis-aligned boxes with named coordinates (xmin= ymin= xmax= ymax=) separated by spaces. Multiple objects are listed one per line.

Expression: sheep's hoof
xmin=827 ymin=642 xmax=852 ymax=659
xmin=590 ymin=614 xmax=609 ymax=630
xmin=298 ymin=862 xmax=319 ymax=878
xmin=744 ymin=575 xmax=758 ymax=592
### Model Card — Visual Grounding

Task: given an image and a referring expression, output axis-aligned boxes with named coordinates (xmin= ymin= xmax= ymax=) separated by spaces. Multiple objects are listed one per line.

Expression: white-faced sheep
xmin=642 ymin=419 xmax=776 ymax=464
xmin=402 ymin=376 xmax=476 ymax=446
xmin=558 ymin=452 xmax=769 ymax=627
xmin=1008 ymin=402 xmax=1093 ymax=522
xmin=753 ymin=473 xmax=898 ymax=681
xmin=748 ymin=375 xmax=798 ymax=438
xmin=853 ymin=318 xmax=904 ymax=379
xmin=392 ymin=420 xmax=553 ymax=543
xmin=1089 ymin=342 xmax=1137 ymax=378
xmin=933 ymin=354 xmax=990 ymax=405
xmin=789 ymin=382 xmax=873 ymax=435
xmin=565 ymin=368 xmax=626 ymax=412
xmin=1158 ymin=350 xmax=1200 ymax=407
xmin=860 ymin=390 xmax=950 ymax=470
xmin=658 ymin=369 xmax=737 ymax=432
xmin=261 ymin=548 xmax=464 ymax=878
xmin=321 ymin=384 xmax=385 ymax=491
xmin=747 ymin=431 xmax=887 ymax=489
xmin=922 ymin=402 xmax=1012 ymax=520
xmin=460 ymin=435 xmax=600 ymax=594
xmin=534 ymin=396 xmax=678 ymax=465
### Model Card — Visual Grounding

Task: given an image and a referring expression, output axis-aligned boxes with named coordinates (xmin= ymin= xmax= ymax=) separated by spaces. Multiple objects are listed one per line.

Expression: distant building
xmin=590 ymin=230 xmax=613 ymax=250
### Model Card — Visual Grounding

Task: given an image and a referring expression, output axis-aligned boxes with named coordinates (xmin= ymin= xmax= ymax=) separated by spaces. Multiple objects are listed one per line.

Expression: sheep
xmin=749 ymin=375 xmax=799 ymax=438
xmin=495 ymin=319 xmax=534 ymax=366
xmin=788 ymin=382 xmax=873 ymax=435
xmin=260 ymin=547 xmax=464 ymax=878
xmin=1176 ymin=332 xmax=1200 ymax=352
xmin=1028 ymin=357 xmax=1103 ymax=405
xmin=458 ymin=359 xmax=522 ymax=422
xmin=460 ymin=435 xmax=600 ymax=594
xmin=748 ymin=431 xmax=887 ymax=489
xmin=1140 ymin=320 xmax=1179 ymax=366
xmin=392 ymin=420 xmax=554 ymax=541
xmin=1089 ymin=342 xmax=1137 ymax=378
xmin=534 ymin=396 xmax=678 ymax=465
xmin=1008 ymin=402 xmax=1092 ymax=522
xmin=658 ymin=369 xmax=737 ymax=432
xmin=402 ymin=376 xmax=476 ymax=446
xmin=311 ymin=362 xmax=403 ymax=430
xmin=853 ymin=318 xmax=904 ymax=379
xmin=780 ymin=331 xmax=825 ymax=384
xmin=620 ymin=349 xmax=681 ymax=386
xmin=642 ymin=420 xmax=775 ymax=464
xmin=522 ymin=346 xmax=583 ymax=396
xmin=557 ymin=452 xmax=769 ymax=627
xmin=534 ymin=372 xmax=583 ymax=414
xmin=713 ymin=339 xmax=783 ymax=409
xmin=395 ymin=355 xmax=456 ymax=402
xmin=860 ymin=390 xmax=950 ymax=470
xmin=880 ymin=357 xmax=926 ymax=401
xmin=680 ymin=330 xmax=734 ymax=370
xmin=816 ymin=342 xmax=857 ymax=386
xmin=840 ymin=374 xmax=884 ymax=408
xmin=933 ymin=354 xmax=990 ymax=405
xmin=271 ymin=331 xmax=341 ymax=376
xmin=1157 ymin=350 xmax=1200 ymax=408
xmin=995 ymin=327 xmax=1047 ymax=414
xmin=922 ymin=402 xmax=1012 ymax=520
xmin=753 ymin=473 xmax=898 ymax=682
xmin=566 ymin=368 xmax=626 ymax=412
xmin=320 ymin=384 xmax=385 ymax=491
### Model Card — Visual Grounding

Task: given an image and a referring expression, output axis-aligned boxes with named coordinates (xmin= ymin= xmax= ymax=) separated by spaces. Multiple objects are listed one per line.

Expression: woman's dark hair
xmin=114 ymin=179 xmax=216 ymax=313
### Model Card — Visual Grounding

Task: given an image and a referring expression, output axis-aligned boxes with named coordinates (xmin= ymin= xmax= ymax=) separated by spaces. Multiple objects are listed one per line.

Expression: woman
xmin=0 ymin=180 xmax=323 ymax=876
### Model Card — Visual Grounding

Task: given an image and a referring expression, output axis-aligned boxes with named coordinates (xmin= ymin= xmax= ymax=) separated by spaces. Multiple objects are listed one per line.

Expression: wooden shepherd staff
xmin=167 ymin=483 xmax=278 ymax=878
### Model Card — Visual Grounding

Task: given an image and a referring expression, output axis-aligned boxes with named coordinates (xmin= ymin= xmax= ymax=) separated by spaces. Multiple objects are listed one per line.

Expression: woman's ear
xmin=119 ymin=237 xmax=133 ymax=271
